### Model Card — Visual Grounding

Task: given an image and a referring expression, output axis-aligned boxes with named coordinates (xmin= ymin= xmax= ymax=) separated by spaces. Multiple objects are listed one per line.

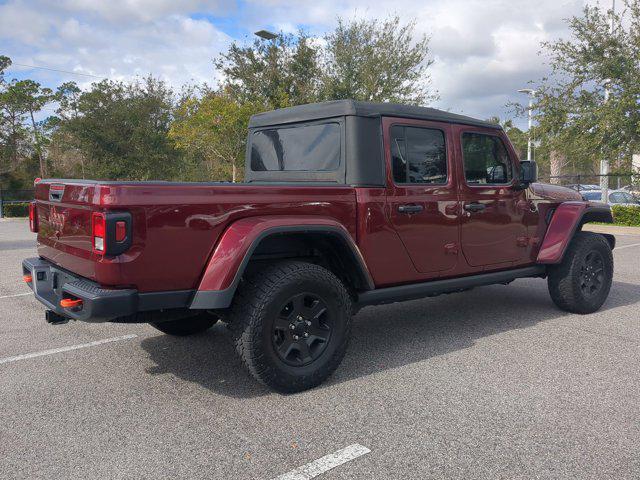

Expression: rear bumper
xmin=22 ymin=257 xmax=194 ymax=322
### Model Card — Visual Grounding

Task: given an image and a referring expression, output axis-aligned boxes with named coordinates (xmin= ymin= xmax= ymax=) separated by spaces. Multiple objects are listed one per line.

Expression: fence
xmin=0 ymin=189 xmax=35 ymax=218
xmin=537 ymin=173 xmax=640 ymax=191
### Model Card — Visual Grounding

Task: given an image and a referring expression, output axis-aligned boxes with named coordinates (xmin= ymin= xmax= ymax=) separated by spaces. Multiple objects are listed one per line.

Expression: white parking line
xmin=0 ymin=334 xmax=138 ymax=365
xmin=0 ymin=292 xmax=31 ymax=299
xmin=273 ymin=443 xmax=371 ymax=480
xmin=615 ymin=242 xmax=640 ymax=251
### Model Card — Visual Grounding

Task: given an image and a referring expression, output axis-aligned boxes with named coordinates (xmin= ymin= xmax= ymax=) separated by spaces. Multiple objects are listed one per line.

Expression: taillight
xmin=29 ymin=202 xmax=38 ymax=232
xmin=92 ymin=212 xmax=106 ymax=255
xmin=92 ymin=211 xmax=132 ymax=256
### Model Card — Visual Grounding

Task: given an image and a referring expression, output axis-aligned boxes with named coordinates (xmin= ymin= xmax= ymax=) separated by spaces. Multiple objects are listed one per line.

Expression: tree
xmin=501 ymin=120 xmax=529 ymax=161
xmin=322 ymin=16 xmax=437 ymax=104
xmin=215 ymin=32 xmax=321 ymax=109
xmin=56 ymin=82 xmax=82 ymax=121
xmin=215 ymin=16 xmax=437 ymax=108
xmin=0 ymin=56 xmax=24 ymax=173
xmin=485 ymin=117 xmax=528 ymax=160
xmin=169 ymin=91 xmax=259 ymax=182
xmin=0 ymin=57 xmax=54 ymax=183
xmin=9 ymin=80 xmax=53 ymax=177
xmin=52 ymin=77 xmax=184 ymax=180
xmin=528 ymin=1 xmax=640 ymax=176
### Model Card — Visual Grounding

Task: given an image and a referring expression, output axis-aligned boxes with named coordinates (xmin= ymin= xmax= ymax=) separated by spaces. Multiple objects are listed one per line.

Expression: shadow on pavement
xmin=140 ymin=279 xmax=640 ymax=399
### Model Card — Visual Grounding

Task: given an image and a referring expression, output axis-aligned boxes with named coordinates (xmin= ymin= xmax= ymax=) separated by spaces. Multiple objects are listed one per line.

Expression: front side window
xmin=462 ymin=133 xmax=513 ymax=185
xmin=391 ymin=125 xmax=447 ymax=184
xmin=251 ymin=122 xmax=340 ymax=172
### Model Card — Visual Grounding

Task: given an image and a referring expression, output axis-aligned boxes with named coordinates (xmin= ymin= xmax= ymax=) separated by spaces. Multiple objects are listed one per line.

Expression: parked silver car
xmin=566 ymin=184 xmax=601 ymax=192
xmin=581 ymin=189 xmax=640 ymax=206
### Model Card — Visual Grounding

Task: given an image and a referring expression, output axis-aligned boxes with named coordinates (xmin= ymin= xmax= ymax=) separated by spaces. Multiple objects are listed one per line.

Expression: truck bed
xmin=34 ymin=180 xmax=358 ymax=292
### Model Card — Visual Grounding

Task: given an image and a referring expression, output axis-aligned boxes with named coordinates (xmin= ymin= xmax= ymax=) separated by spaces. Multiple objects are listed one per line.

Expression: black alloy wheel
xmin=272 ymin=293 xmax=332 ymax=366
xmin=228 ymin=260 xmax=352 ymax=393
xmin=578 ymin=250 xmax=605 ymax=297
xmin=548 ymin=231 xmax=613 ymax=314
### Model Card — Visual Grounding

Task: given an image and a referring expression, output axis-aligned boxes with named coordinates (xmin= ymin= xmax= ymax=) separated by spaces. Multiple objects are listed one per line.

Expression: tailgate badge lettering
xmin=50 ymin=206 xmax=65 ymax=234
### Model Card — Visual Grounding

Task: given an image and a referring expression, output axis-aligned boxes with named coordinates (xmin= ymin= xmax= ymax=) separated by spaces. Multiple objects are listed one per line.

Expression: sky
xmin=0 ymin=0 xmax=608 ymax=127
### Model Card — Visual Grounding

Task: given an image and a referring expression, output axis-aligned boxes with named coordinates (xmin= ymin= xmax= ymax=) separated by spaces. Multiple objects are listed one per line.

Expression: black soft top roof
xmin=249 ymin=99 xmax=501 ymax=129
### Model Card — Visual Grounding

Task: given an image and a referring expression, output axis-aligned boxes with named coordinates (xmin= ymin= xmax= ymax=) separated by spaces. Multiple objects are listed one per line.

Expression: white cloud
xmin=57 ymin=0 xmax=232 ymax=24
xmin=0 ymin=2 xmax=51 ymax=45
xmin=238 ymin=0 xmax=596 ymax=123
xmin=1 ymin=1 xmax=232 ymax=89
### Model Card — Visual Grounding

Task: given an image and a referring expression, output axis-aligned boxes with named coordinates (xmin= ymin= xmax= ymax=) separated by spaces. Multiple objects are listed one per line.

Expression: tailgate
xmin=34 ymin=181 xmax=100 ymax=280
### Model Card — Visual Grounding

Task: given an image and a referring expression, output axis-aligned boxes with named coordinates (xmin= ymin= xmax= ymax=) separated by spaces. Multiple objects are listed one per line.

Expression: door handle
xmin=397 ymin=204 xmax=424 ymax=214
xmin=463 ymin=202 xmax=486 ymax=213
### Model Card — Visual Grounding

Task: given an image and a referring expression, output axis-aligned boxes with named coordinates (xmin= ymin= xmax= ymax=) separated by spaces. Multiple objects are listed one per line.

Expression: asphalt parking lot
xmin=1 ymin=218 xmax=639 ymax=479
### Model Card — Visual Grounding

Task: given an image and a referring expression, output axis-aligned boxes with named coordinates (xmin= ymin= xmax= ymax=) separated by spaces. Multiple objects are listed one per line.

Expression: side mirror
xmin=519 ymin=160 xmax=537 ymax=185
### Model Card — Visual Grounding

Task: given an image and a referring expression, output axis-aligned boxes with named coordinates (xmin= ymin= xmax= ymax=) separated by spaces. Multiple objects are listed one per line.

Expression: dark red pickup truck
xmin=23 ymin=100 xmax=615 ymax=392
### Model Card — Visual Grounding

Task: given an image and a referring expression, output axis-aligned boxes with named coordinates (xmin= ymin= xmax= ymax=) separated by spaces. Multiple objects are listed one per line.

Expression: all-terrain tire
xmin=547 ymin=231 xmax=613 ymax=314
xmin=228 ymin=260 xmax=352 ymax=393
xmin=151 ymin=313 xmax=218 ymax=336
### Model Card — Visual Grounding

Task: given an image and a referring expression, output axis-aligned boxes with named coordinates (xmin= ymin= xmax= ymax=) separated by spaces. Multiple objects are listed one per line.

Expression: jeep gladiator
xmin=23 ymin=100 xmax=615 ymax=392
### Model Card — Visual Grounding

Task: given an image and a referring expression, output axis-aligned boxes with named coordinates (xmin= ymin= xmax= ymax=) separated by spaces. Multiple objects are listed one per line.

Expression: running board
xmin=356 ymin=266 xmax=547 ymax=308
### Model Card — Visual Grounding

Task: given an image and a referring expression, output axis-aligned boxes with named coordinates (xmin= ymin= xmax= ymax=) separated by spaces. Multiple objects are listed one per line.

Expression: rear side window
xmin=391 ymin=125 xmax=447 ymax=184
xmin=462 ymin=133 xmax=513 ymax=185
xmin=251 ymin=123 xmax=340 ymax=172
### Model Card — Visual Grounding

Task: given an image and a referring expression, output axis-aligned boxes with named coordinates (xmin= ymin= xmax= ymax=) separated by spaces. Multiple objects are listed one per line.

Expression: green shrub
xmin=611 ymin=204 xmax=640 ymax=226
xmin=2 ymin=202 xmax=30 ymax=218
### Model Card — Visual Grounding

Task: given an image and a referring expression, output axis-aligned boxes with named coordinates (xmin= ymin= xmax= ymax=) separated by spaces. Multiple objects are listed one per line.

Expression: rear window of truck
xmin=250 ymin=123 xmax=340 ymax=172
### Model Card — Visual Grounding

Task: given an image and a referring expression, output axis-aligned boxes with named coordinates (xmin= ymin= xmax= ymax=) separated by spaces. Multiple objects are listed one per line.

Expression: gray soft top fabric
xmin=249 ymin=99 xmax=501 ymax=129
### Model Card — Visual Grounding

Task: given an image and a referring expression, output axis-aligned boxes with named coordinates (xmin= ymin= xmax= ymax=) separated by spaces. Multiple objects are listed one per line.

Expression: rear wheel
xmin=547 ymin=232 xmax=613 ymax=314
xmin=151 ymin=313 xmax=218 ymax=336
xmin=228 ymin=261 xmax=352 ymax=393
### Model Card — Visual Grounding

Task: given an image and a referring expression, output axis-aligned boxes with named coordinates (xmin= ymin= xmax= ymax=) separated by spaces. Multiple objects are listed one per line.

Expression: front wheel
xmin=547 ymin=232 xmax=613 ymax=314
xmin=228 ymin=261 xmax=352 ymax=393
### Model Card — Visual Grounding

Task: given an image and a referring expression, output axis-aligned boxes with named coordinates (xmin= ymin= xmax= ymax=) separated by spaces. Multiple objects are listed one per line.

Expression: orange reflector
xmin=23 ymin=274 xmax=33 ymax=283
xmin=60 ymin=298 xmax=83 ymax=308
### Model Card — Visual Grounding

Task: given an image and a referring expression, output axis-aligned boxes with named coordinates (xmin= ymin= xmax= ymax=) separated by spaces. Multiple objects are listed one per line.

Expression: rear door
xmin=383 ymin=117 xmax=461 ymax=275
xmin=453 ymin=125 xmax=529 ymax=267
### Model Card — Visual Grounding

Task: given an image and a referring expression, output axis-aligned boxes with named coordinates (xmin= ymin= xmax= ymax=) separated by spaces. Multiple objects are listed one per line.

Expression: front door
xmin=384 ymin=118 xmax=460 ymax=275
xmin=454 ymin=126 xmax=528 ymax=267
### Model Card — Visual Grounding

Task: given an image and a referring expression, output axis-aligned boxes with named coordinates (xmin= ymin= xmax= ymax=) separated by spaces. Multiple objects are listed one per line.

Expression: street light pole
xmin=517 ymin=88 xmax=536 ymax=162
xmin=600 ymin=0 xmax=615 ymax=200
